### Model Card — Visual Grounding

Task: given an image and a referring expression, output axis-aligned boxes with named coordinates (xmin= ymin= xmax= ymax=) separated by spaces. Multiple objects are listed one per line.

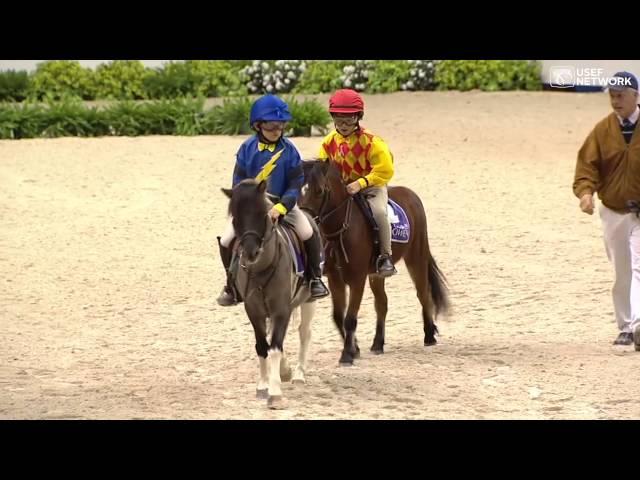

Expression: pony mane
xmin=302 ymin=159 xmax=342 ymax=189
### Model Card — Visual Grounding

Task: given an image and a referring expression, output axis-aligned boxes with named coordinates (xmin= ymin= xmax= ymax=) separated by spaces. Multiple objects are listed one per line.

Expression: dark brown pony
xmin=300 ymin=160 xmax=450 ymax=366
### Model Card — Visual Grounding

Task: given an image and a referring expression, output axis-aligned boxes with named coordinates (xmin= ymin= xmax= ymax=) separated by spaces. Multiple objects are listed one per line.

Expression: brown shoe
xmin=613 ymin=332 xmax=633 ymax=346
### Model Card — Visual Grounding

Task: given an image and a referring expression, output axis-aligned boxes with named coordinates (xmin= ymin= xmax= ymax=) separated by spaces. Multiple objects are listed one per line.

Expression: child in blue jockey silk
xmin=216 ymin=94 xmax=329 ymax=306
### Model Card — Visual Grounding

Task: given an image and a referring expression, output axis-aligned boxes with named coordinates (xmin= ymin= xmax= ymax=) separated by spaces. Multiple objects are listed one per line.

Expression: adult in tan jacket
xmin=573 ymin=71 xmax=640 ymax=349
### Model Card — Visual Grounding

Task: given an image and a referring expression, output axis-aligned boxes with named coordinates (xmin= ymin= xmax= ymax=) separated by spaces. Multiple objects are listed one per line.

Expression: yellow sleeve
xmin=363 ymin=136 xmax=394 ymax=187
xmin=317 ymin=131 xmax=334 ymax=160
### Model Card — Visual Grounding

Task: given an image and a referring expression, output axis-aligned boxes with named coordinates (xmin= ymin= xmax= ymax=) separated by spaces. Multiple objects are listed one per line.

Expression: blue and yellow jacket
xmin=233 ymin=135 xmax=304 ymax=215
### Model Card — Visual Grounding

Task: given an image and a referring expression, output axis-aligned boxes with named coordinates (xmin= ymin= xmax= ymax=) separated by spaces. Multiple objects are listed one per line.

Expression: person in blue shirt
xmin=217 ymin=94 xmax=330 ymax=306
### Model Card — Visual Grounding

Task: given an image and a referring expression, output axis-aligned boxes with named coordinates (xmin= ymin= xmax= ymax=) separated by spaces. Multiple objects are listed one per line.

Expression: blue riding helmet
xmin=249 ymin=94 xmax=292 ymax=125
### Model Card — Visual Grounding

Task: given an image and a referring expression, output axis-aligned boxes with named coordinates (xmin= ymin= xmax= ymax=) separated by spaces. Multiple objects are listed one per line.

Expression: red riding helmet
xmin=328 ymin=89 xmax=364 ymax=114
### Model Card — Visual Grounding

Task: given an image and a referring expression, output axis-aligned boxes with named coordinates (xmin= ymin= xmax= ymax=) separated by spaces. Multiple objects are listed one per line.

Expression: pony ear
xmin=221 ymin=187 xmax=233 ymax=199
xmin=257 ymin=180 xmax=267 ymax=194
xmin=301 ymin=160 xmax=315 ymax=180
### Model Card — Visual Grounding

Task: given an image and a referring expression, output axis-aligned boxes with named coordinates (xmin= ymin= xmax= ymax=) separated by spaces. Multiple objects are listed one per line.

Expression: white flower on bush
xmin=341 ymin=60 xmax=373 ymax=91
xmin=242 ymin=60 xmax=306 ymax=94
xmin=401 ymin=60 xmax=438 ymax=91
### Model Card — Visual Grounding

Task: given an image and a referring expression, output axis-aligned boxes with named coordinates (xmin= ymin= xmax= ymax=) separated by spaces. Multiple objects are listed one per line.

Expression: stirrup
xmin=217 ymin=287 xmax=238 ymax=306
xmin=309 ymin=278 xmax=330 ymax=299
xmin=376 ymin=255 xmax=397 ymax=276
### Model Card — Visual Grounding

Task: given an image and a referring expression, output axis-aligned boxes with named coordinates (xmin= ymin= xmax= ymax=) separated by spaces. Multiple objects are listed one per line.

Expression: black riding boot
xmin=216 ymin=236 xmax=239 ymax=306
xmin=376 ymin=254 xmax=397 ymax=278
xmin=304 ymin=234 xmax=330 ymax=299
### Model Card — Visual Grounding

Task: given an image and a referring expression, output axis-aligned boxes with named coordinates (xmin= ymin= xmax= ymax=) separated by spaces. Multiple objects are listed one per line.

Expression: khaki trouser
xmin=363 ymin=186 xmax=391 ymax=256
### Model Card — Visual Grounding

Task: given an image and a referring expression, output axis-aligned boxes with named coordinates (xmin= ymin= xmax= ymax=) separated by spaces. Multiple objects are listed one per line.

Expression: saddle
xmin=278 ymin=219 xmax=307 ymax=278
xmin=353 ymin=190 xmax=412 ymax=249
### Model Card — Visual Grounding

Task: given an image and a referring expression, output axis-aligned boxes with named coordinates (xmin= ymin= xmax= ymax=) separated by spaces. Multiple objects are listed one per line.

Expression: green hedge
xmin=0 ymin=96 xmax=330 ymax=139
xmin=0 ymin=60 xmax=543 ymax=103
xmin=435 ymin=60 xmax=542 ymax=91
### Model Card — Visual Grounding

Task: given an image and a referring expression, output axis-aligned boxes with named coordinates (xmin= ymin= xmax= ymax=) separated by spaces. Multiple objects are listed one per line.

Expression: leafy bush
xmin=142 ymin=62 xmax=201 ymax=99
xmin=93 ymin=60 xmax=151 ymax=100
xmin=28 ymin=61 xmax=96 ymax=100
xmin=286 ymin=97 xmax=331 ymax=136
xmin=183 ymin=60 xmax=246 ymax=97
xmin=100 ymin=97 xmax=205 ymax=136
xmin=39 ymin=97 xmax=104 ymax=137
xmin=0 ymin=103 xmax=46 ymax=139
xmin=366 ymin=61 xmax=411 ymax=93
xmin=294 ymin=61 xmax=346 ymax=94
xmin=0 ymin=96 xmax=344 ymax=139
xmin=202 ymin=97 xmax=255 ymax=135
xmin=401 ymin=60 xmax=438 ymax=91
xmin=0 ymin=70 xmax=30 ymax=102
xmin=435 ymin=60 xmax=542 ymax=91
xmin=0 ymin=96 xmax=105 ymax=139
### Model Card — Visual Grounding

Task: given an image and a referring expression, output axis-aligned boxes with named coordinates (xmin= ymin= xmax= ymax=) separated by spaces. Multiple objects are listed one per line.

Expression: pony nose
xmin=245 ymin=247 xmax=261 ymax=263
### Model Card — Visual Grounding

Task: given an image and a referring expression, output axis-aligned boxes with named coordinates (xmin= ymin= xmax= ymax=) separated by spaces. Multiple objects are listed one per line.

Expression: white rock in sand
xmin=528 ymin=387 xmax=542 ymax=399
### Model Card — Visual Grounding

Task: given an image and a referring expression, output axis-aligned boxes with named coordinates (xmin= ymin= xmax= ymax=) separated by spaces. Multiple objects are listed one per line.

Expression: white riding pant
xmin=220 ymin=204 xmax=313 ymax=248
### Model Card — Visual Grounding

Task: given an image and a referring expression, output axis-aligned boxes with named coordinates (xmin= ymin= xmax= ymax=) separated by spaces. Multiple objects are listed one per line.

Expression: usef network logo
xmin=550 ymin=67 xmax=633 ymax=89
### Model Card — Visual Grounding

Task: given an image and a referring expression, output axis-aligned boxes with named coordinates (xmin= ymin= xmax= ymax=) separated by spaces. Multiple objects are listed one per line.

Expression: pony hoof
xmin=339 ymin=359 xmax=354 ymax=367
xmin=370 ymin=347 xmax=384 ymax=355
xmin=280 ymin=369 xmax=292 ymax=383
xmin=291 ymin=377 xmax=306 ymax=385
xmin=267 ymin=396 xmax=286 ymax=409
xmin=424 ymin=338 xmax=437 ymax=347
xmin=256 ymin=389 xmax=269 ymax=399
